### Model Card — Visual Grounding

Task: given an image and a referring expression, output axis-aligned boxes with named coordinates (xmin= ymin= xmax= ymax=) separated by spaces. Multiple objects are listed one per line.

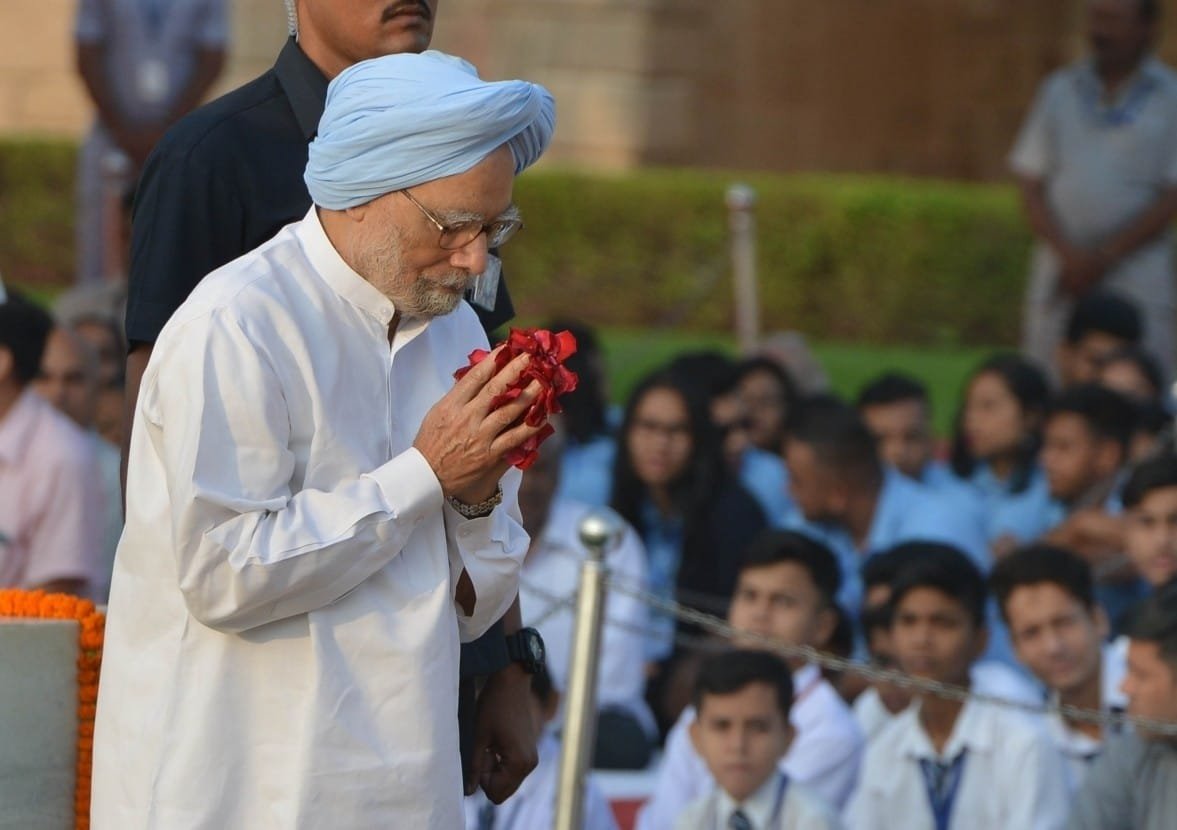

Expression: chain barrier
xmin=520 ymin=566 xmax=1177 ymax=738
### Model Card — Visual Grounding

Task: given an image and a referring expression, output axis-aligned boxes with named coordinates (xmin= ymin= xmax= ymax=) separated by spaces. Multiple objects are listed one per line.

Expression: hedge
xmin=0 ymin=138 xmax=1033 ymax=346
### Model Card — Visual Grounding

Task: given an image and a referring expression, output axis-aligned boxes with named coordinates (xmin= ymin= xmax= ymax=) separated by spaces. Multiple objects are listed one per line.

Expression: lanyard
xmin=918 ymin=750 xmax=968 ymax=830
xmin=711 ymin=773 xmax=790 ymax=830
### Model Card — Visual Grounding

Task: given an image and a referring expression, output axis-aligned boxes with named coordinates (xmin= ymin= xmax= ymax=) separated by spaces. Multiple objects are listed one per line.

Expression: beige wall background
xmin=2 ymin=1 xmax=1176 ymax=179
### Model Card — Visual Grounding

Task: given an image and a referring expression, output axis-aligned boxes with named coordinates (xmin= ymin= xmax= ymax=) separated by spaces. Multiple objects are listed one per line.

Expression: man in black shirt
xmin=123 ymin=0 xmax=533 ymax=804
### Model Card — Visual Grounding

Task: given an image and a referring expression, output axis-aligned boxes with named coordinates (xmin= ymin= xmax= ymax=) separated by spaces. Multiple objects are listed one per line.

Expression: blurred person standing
xmin=1012 ymin=0 xmax=1177 ymax=381
xmin=0 ymin=295 xmax=104 ymax=599
xmin=73 ymin=0 xmax=227 ymax=284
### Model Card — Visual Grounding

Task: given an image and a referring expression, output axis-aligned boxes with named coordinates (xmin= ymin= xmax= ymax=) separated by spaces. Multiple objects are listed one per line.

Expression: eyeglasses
xmin=399 ymin=189 xmax=523 ymax=250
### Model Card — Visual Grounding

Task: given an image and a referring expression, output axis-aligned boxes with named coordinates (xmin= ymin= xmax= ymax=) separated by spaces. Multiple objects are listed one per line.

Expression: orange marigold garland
xmin=0 ymin=589 xmax=104 ymax=830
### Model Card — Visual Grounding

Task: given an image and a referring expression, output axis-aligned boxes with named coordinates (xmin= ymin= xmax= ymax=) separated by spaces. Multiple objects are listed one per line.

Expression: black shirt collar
xmin=274 ymin=37 xmax=329 ymax=141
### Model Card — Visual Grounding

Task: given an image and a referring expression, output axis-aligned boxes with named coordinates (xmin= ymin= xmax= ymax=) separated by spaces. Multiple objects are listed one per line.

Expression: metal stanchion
xmin=554 ymin=508 xmax=623 ymax=830
xmin=726 ymin=183 xmax=760 ymax=354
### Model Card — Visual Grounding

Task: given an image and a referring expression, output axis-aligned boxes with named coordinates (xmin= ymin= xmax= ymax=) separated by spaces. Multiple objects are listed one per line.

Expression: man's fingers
xmin=465 ymin=730 xmax=491 ymax=796
xmin=451 ymin=345 xmax=510 ymax=404
xmin=472 ymin=353 xmax=532 ymax=412
xmin=482 ymin=749 xmax=537 ymax=804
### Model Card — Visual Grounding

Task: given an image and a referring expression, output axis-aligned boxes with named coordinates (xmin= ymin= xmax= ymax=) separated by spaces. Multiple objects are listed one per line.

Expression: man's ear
xmin=688 ymin=713 xmax=703 ymax=755
xmin=814 ymin=605 xmax=837 ymax=650
xmin=970 ymin=624 xmax=990 ymax=663
xmin=0 ymin=346 xmax=13 ymax=385
xmin=1095 ymin=438 xmax=1125 ymax=479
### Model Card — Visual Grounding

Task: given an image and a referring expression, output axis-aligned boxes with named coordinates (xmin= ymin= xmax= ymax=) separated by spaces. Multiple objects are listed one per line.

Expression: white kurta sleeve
xmin=440 ymin=465 xmax=529 ymax=642
xmin=144 ymin=310 xmax=447 ymax=633
xmin=1009 ymin=74 xmax=1061 ymax=180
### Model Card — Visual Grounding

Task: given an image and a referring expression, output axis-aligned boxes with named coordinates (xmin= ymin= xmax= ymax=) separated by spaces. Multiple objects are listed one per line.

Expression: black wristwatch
xmin=505 ymin=627 xmax=546 ymax=675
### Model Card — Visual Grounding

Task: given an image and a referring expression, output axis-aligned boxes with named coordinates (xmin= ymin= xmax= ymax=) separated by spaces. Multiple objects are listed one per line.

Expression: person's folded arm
xmin=146 ymin=309 xmax=444 ymax=633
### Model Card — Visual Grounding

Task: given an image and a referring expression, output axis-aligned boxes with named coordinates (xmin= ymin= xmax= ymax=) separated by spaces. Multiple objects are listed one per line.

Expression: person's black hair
xmin=1064 ymin=290 xmax=1142 ymax=346
xmin=788 ymin=395 xmax=882 ymax=485
xmin=692 ymin=649 xmax=794 ymax=720
xmin=667 ymin=350 xmax=740 ymax=401
xmin=1123 ymin=577 xmax=1177 ymax=674
xmin=1132 ymin=398 xmax=1170 ymax=439
xmin=1046 ymin=383 xmax=1138 ymax=454
xmin=739 ymin=529 xmax=842 ymax=607
xmin=0 ymin=291 xmax=54 ymax=386
xmin=989 ymin=544 xmax=1097 ymax=624
xmin=949 ymin=353 xmax=1050 ymax=493
xmin=859 ymin=544 xmax=932 ymax=635
xmin=856 ymin=371 xmax=930 ymax=410
xmin=1138 ymin=0 xmax=1160 ymax=25
xmin=736 ymin=356 xmax=799 ymax=413
xmin=888 ymin=542 xmax=988 ymax=628
xmin=1122 ymin=452 xmax=1177 ymax=509
xmin=611 ymin=367 xmax=731 ymax=586
xmin=1100 ymin=345 xmax=1165 ymax=402
xmin=543 ymin=318 xmax=609 ymax=444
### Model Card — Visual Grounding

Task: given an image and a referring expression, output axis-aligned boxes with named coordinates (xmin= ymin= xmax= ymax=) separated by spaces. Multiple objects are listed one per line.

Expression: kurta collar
xmin=0 ymin=389 xmax=42 ymax=466
xmin=295 ymin=206 xmax=398 ymax=327
xmin=274 ymin=37 xmax=328 ymax=141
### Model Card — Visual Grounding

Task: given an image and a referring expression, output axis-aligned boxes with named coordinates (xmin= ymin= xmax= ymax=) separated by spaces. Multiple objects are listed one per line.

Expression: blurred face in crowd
xmin=1041 ymin=413 xmax=1121 ymax=504
xmin=712 ymin=393 xmax=753 ymax=470
xmin=866 ymin=627 xmax=914 ymax=715
xmin=72 ymin=319 xmax=123 ymax=388
xmin=296 ymin=0 xmax=437 ymax=78
xmin=33 ymin=328 xmax=99 ymax=428
xmin=963 ymin=371 xmax=1036 ymax=464
xmin=891 ymin=587 xmax=985 ymax=687
xmin=860 ymin=398 xmax=934 ymax=481
xmin=1087 ymin=0 xmax=1154 ymax=80
xmin=1121 ymin=640 xmax=1177 ymax=737
xmin=784 ymin=439 xmax=844 ymax=524
xmin=1060 ymin=332 xmax=1128 ymax=387
xmin=1099 ymin=357 xmax=1158 ymax=402
xmin=739 ymin=369 xmax=790 ymax=453
xmin=1003 ymin=582 xmax=1105 ymax=698
xmin=690 ymin=682 xmax=794 ymax=803
xmin=627 ymin=386 xmax=694 ymax=492
xmin=728 ymin=561 xmax=835 ymax=669
xmin=1125 ymin=487 xmax=1177 ymax=587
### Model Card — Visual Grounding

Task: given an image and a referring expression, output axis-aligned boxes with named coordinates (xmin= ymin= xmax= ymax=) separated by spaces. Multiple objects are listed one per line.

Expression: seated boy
xmin=637 ymin=531 xmax=863 ymax=830
xmin=463 ymin=660 xmax=619 ymax=830
xmin=1121 ymin=453 xmax=1177 ymax=591
xmin=677 ymin=650 xmax=841 ymax=830
xmin=1038 ymin=384 xmax=1146 ymax=625
xmin=854 ymin=544 xmax=1039 ymax=740
xmin=845 ymin=548 xmax=1069 ymax=829
xmin=1067 ymin=578 xmax=1177 ymax=829
xmin=856 ymin=372 xmax=954 ymax=490
xmin=990 ymin=544 xmax=1127 ymax=791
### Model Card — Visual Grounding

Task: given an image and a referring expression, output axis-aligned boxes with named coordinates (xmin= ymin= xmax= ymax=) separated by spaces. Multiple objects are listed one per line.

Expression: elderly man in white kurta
xmin=92 ymin=52 xmax=555 ymax=828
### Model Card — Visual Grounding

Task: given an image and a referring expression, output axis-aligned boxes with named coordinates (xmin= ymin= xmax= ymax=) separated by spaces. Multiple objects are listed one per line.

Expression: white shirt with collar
xmin=675 ymin=772 xmax=842 ymax=830
xmin=844 ymin=697 xmax=1069 ymax=830
xmin=520 ymin=498 xmax=655 ymax=733
xmin=92 ymin=207 xmax=530 ymax=829
xmin=1046 ymin=642 xmax=1129 ymax=792
xmin=638 ymin=664 xmax=863 ymax=830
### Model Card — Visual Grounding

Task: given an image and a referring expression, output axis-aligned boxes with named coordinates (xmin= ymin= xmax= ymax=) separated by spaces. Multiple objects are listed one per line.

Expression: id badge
xmin=469 ymin=254 xmax=502 ymax=312
xmin=135 ymin=58 xmax=170 ymax=104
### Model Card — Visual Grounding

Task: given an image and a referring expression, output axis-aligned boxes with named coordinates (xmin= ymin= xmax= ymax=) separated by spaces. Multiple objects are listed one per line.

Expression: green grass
xmin=599 ymin=327 xmax=996 ymax=436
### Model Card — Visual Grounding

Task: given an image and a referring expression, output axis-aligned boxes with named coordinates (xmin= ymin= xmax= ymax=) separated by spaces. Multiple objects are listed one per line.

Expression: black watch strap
xmin=505 ymin=627 xmax=545 ymax=675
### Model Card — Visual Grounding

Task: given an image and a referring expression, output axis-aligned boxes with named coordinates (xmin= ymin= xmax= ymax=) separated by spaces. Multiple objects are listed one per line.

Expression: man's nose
xmin=450 ymin=231 xmax=489 ymax=276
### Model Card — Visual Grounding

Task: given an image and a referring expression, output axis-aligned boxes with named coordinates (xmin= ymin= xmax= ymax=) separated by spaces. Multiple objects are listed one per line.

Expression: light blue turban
xmin=304 ymin=51 xmax=556 ymax=210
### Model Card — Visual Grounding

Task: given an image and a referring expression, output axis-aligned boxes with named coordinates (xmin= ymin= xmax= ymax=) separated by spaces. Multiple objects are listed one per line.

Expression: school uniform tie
xmin=728 ymin=809 xmax=754 ymax=830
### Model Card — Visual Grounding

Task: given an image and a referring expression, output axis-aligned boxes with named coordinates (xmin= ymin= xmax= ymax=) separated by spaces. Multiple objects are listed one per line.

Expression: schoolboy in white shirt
xmin=990 ymin=543 xmax=1128 ymax=791
xmin=677 ymin=650 xmax=841 ymax=830
xmin=845 ymin=547 xmax=1069 ymax=830
xmin=638 ymin=531 xmax=863 ymax=830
